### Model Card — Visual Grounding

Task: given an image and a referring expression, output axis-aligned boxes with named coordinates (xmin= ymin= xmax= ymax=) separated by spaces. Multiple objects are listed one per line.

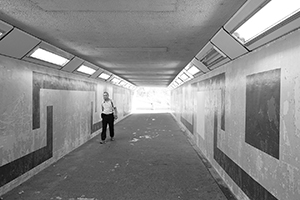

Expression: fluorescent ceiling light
xmin=76 ymin=65 xmax=96 ymax=75
xmin=30 ymin=48 xmax=70 ymax=66
xmin=176 ymin=79 xmax=183 ymax=85
xmin=187 ymin=65 xmax=200 ymax=75
xmin=98 ymin=72 xmax=110 ymax=80
xmin=120 ymin=81 xmax=127 ymax=86
xmin=233 ymin=0 xmax=300 ymax=44
xmin=112 ymin=78 xmax=121 ymax=84
xmin=180 ymin=73 xmax=189 ymax=81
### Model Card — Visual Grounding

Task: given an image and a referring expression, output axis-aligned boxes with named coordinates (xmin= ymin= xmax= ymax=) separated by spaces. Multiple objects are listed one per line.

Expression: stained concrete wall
xmin=171 ymin=28 xmax=300 ymax=200
xmin=0 ymin=55 xmax=132 ymax=195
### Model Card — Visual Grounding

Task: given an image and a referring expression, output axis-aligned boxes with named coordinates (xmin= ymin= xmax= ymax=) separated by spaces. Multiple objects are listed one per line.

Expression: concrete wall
xmin=0 ymin=55 xmax=132 ymax=195
xmin=171 ymin=28 xmax=300 ymax=200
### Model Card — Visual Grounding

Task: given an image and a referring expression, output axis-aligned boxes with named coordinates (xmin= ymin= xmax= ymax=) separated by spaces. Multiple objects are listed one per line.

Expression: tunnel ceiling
xmin=0 ymin=0 xmax=246 ymax=86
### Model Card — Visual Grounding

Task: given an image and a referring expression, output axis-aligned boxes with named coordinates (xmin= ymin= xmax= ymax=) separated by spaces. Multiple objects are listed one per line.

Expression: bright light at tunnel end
xmin=232 ymin=0 xmax=300 ymax=44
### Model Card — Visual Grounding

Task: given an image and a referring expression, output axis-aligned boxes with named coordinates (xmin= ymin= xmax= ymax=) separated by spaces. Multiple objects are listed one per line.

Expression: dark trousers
xmin=101 ymin=113 xmax=114 ymax=141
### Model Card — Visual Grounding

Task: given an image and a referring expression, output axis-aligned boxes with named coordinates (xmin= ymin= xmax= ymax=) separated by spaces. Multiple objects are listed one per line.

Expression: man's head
xmin=103 ymin=92 xmax=109 ymax=101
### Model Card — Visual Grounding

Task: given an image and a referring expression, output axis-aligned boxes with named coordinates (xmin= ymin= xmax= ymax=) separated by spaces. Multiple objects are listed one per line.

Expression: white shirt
xmin=102 ymin=100 xmax=114 ymax=114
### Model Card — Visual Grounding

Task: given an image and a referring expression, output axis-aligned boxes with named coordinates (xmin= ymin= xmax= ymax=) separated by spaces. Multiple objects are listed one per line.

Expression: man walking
xmin=100 ymin=92 xmax=117 ymax=144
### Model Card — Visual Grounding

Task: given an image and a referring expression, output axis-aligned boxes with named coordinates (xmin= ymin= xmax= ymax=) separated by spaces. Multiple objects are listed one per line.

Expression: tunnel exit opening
xmin=132 ymin=87 xmax=171 ymax=113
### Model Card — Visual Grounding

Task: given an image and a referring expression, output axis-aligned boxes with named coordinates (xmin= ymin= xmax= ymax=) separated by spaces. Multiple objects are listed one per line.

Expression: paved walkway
xmin=2 ymin=113 xmax=230 ymax=200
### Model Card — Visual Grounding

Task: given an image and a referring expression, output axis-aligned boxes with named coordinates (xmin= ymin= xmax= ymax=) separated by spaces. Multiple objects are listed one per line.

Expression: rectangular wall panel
xmin=171 ymin=22 xmax=300 ymax=200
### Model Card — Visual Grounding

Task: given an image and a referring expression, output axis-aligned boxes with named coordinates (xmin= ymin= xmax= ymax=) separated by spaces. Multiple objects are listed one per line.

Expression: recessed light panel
xmin=120 ymin=81 xmax=127 ymax=86
xmin=187 ymin=65 xmax=200 ymax=75
xmin=30 ymin=48 xmax=70 ymax=66
xmin=232 ymin=0 xmax=300 ymax=44
xmin=98 ymin=72 xmax=110 ymax=80
xmin=76 ymin=65 xmax=96 ymax=75
xmin=176 ymin=79 xmax=183 ymax=85
xmin=180 ymin=73 xmax=189 ymax=81
xmin=112 ymin=78 xmax=121 ymax=84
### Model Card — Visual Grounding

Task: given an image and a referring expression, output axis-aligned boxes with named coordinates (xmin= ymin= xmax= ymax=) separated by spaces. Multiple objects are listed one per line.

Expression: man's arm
xmin=111 ymin=100 xmax=118 ymax=119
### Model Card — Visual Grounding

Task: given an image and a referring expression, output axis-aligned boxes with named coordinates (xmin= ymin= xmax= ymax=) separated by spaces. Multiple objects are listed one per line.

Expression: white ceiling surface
xmin=0 ymin=0 xmax=246 ymax=86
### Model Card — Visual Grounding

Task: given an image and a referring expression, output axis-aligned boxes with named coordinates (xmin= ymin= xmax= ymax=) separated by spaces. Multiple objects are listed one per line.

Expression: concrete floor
xmin=2 ymin=113 xmax=233 ymax=200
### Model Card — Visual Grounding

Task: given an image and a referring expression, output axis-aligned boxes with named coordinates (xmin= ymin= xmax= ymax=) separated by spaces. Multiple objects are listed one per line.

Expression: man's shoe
xmin=110 ymin=137 xmax=115 ymax=141
xmin=100 ymin=140 xmax=106 ymax=144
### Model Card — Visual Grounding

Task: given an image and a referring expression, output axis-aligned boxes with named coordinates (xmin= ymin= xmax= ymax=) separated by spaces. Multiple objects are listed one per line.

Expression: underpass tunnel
xmin=1 ymin=1 xmax=300 ymax=199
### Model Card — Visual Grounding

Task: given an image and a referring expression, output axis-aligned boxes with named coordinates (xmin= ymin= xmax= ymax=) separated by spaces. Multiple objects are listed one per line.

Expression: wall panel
xmin=171 ymin=28 xmax=300 ymax=200
xmin=0 ymin=55 xmax=132 ymax=195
